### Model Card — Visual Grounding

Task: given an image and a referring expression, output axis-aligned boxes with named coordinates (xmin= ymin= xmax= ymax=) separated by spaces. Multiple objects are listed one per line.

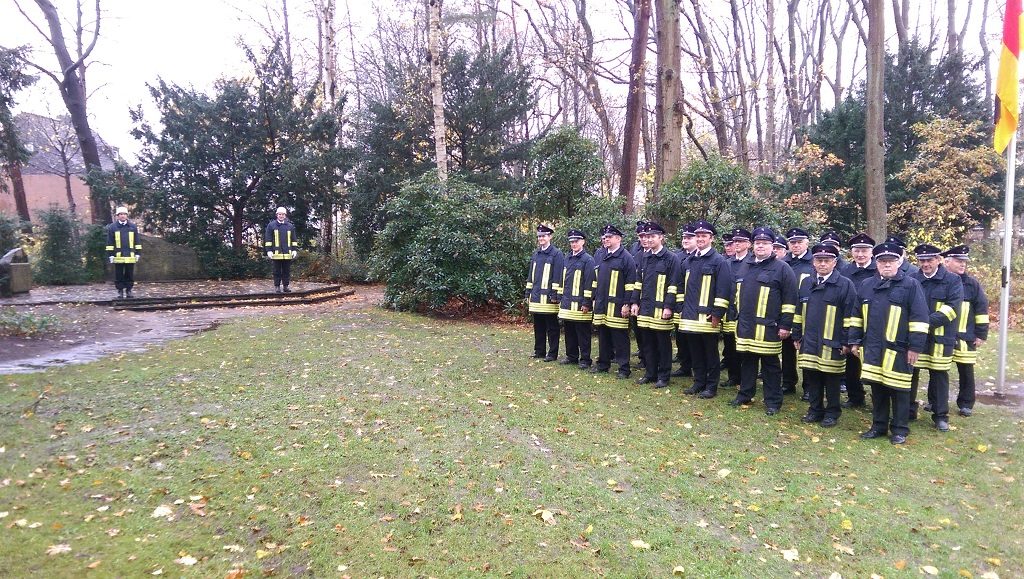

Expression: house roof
xmin=15 ymin=112 xmax=119 ymax=176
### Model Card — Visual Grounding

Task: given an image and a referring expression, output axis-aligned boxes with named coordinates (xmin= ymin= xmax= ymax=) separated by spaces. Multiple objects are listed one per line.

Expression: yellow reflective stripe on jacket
xmin=609 ymin=271 xmax=619 ymax=298
xmin=909 ymin=321 xmax=930 ymax=334
xmin=823 ymin=305 xmax=836 ymax=341
xmin=699 ymin=275 xmax=711 ymax=307
xmin=756 ymin=286 xmax=770 ymax=319
xmin=541 ymin=263 xmax=551 ymax=290
xmin=938 ymin=303 xmax=956 ymax=321
xmin=885 ymin=305 xmax=901 ymax=342
xmin=958 ymin=302 xmax=970 ymax=332
xmin=976 ymin=314 xmax=990 ymax=324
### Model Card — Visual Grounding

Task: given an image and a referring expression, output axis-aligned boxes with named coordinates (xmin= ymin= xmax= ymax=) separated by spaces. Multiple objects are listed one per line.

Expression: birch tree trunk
xmin=428 ymin=0 xmax=448 ymax=182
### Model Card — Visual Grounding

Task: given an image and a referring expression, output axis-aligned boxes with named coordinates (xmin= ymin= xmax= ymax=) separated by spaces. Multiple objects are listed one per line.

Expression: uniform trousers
xmin=562 ymin=320 xmax=592 ymax=366
xmin=640 ymin=328 xmax=672 ymax=382
xmin=781 ymin=338 xmax=799 ymax=392
xmin=675 ymin=329 xmax=692 ymax=373
xmin=804 ymin=369 xmax=842 ymax=420
xmin=956 ymin=362 xmax=976 ymax=410
xmin=114 ymin=263 xmax=135 ymax=290
xmin=868 ymin=382 xmax=911 ymax=436
xmin=722 ymin=333 xmax=741 ymax=385
xmin=596 ymin=325 xmax=631 ymax=374
xmin=687 ymin=332 xmax=721 ymax=394
xmin=738 ymin=352 xmax=783 ymax=409
xmin=272 ymin=260 xmax=292 ymax=288
xmin=844 ymin=353 xmax=866 ymax=405
xmin=532 ymin=313 xmax=560 ymax=358
xmin=911 ymin=368 xmax=950 ymax=423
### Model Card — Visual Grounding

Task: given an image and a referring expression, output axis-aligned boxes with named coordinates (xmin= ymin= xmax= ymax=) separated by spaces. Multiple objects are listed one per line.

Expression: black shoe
xmin=559 ymin=358 xmax=577 ymax=365
xmin=922 ymin=403 xmax=932 ymax=413
xmin=578 ymin=362 xmax=591 ymax=370
xmin=765 ymin=407 xmax=780 ymax=416
xmin=670 ymin=368 xmax=691 ymax=377
xmin=543 ymin=355 xmax=557 ymax=362
xmin=275 ymin=286 xmax=283 ymax=293
xmin=636 ymin=376 xmax=655 ymax=385
xmin=935 ymin=420 xmax=950 ymax=432
xmin=653 ymin=380 xmax=669 ymax=389
xmin=683 ymin=385 xmax=702 ymax=395
xmin=125 ymin=289 xmax=133 ymax=298
xmin=801 ymin=414 xmax=822 ymax=423
xmin=800 ymin=392 xmax=810 ymax=401
xmin=117 ymin=289 xmax=124 ymax=299
xmin=728 ymin=397 xmax=749 ymax=407
xmin=615 ymin=370 xmax=630 ymax=379
xmin=908 ymin=412 xmax=918 ymax=421
xmin=958 ymin=407 xmax=973 ymax=417
xmin=637 ymin=361 xmax=646 ymax=369
xmin=589 ymin=366 xmax=609 ymax=373
xmin=782 ymin=386 xmax=796 ymax=394
xmin=890 ymin=434 xmax=907 ymax=445
xmin=821 ymin=417 xmax=838 ymax=428
xmin=283 ymin=287 xmax=292 ymax=293
xmin=860 ymin=429 xmax=885 ymax=439
xmin=531 ymin=353 xmax=544 ymax=359
xmin=697 ymin=389 xmax=717 ymax=399
xmin=841 ymin=400 xmax=865 ymax=409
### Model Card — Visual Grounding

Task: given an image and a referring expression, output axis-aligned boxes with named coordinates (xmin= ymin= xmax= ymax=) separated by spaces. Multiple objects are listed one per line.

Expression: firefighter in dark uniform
xmin=839 ymin=233 xmax=877 ymax=408
xmin=628 ymin=221 xmax=649 ymax=366
xmin=942 ymin=245 xmax=989 ymax=417
xmin=722 ymin=232 xmax=735 ymax=259
xmin=633 ymin=221 xmax=681 ymax=388
xmin=526 ymin=224 xmax=564 ymax=361
xmin=671 ymin=223 xmax=697 ymax=377
xmin=819 ymin=230 xmax=847 ymax=269
xmin=721 ymin=228 xmax=751 ymax=390
xmin=678 ymin=220 xmax=734 ymax=398
xmin=852 ymin=242 xmax=930 ymax=445
xmin=729 ymin=227 xmax=798 ymax=415
xmin=265 ymin=207 xmax=300 ymax=293
xmin=908 ymin=244 xmax=964 ymax=431
xmin=783 ymin=228 xmax=815 ymax=398
xmin=792 ymin=244 xmax=860 ymax=427
xmin=558 ymin=229 xmax=597 ymax=369
xmin=591 ymin=224 xmax=639 ymax=379
xmin=773 ymin=234 xmax=788 ymax=260
xmin=105 ymin=206 xmax=142 ymax=299
xmin=886 ymin=235 xmax=920 ymax=277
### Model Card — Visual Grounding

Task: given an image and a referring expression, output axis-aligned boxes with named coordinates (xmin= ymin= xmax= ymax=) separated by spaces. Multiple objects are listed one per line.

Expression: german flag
xmin=995 ymin=0 xmax=1023 ymax=154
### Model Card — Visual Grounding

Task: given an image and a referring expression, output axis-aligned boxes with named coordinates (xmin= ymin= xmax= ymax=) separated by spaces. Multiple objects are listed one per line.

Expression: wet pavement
xmin=0 ymin=284 xmax=379 ymax=374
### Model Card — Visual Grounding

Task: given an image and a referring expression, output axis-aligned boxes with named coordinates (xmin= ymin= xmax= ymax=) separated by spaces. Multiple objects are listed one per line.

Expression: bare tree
xmin=20 ymin=113 xmax=82 ymax=215
xmin=428 ymin=0 xmax=448 ymax=182
xmin=865 ymin=0 xmax=886 ymax=240
xmin=654 ymin=0 xmax=682 ymax=196
xmin=619 ymin=0 xmax=650 ymax=212
xmin=13 ymin=0 xmax=106 ymax=224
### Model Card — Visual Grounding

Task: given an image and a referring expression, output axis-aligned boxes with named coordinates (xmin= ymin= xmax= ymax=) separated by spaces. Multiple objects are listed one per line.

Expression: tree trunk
xmin=61 ymin=153 xmax=77 ymax=215
xmin=428 ymin=0 xmax=448 ymax=182
xmin=865 ymin=0 xmax=886 ymax=240
xmin=282 ymin=0 xmax=293 ymax=70
xmin=619 ymin=0 xmax=651 ymax=213
xmin=689 ymin=0 xmax=729 ymax=155
xmin=34 ymin=0 xmax=105 ymax=224
xmin=980 ymin=0 xmax=992 ymax=121
xmin=233 ymin=202 xmax=244 ymax=252
xmin=7 ymin=161 xmax=33 ymax=232
xmin=655 ymin=0 xmax=683 ymax=197
xmin=765 ymin=0 xmax=777 ymax=169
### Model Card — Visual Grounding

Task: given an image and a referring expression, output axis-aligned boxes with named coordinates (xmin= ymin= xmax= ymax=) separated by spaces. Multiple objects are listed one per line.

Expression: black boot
xmin=125 ymin=288 xmax=133 ymax=298
xmin=117 ymin=289 xmax=124 ymax=299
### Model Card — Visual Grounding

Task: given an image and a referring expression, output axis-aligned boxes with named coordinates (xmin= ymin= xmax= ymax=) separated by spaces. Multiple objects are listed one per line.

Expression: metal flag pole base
xmin=997 ymin=132 xmax=1017 ymax=397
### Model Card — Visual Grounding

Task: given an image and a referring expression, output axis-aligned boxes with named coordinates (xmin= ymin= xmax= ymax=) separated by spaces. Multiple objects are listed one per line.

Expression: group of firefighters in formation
xmin=526 ymin=220 xmax=990 ymax=445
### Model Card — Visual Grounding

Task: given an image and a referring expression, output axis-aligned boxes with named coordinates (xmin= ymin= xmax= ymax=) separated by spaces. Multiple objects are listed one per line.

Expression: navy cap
xmin=693 ymin=220 xmax=716 ymax=235
xmin=731 ymin=228 xmax=752 ymax=242
xmin=773 ymin=234 xmax=788 ymax=248
xmin=811 ymin=243 xmax=840 ymax=259
xmin=635 ymin=220 xmax=649 ymax=233
xmin=567 ymin=229 xmax=586 ymax=241
xmin=885 ymin=235 xmax=907 ymax=249
xmin=722 ymin=233 xmax=734 ymax=243
xmin=643 ymin=221 xmax=666 ymax=235
xmin=537 ymin=224 xmax=554 ymax=235
xmin=913 ymin=243 xmax=942 ymax=259
xmin=873 ymin=242 xmax=903 ymax=260
xmin=601 ymin=224 xmax=623 ymax=238
xmin=942 ymin=244 xmax=970 ymax=260
xmin=786 ymin=227 xmax=809 ymax=241
xmin=819 ymin=230 xmax=842 ymax=247
xmin=847 ymin=233 xmax=875 ymax=248
xmin=752 ymin=226 xmax=776 ymax=242
xmin=680 ymin=222 xmax=697 ymax=237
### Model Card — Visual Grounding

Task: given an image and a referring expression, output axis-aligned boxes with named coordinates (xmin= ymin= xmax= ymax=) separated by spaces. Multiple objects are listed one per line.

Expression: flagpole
xmin=997 ymin=131 xmax=1016 ymax=399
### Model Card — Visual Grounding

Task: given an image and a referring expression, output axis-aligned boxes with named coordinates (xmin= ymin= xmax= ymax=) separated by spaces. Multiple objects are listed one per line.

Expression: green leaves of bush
xmin=369 ymin=172 xmax=530 ymax=312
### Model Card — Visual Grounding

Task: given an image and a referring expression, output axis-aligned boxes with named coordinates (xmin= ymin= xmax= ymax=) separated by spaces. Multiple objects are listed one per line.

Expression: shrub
xmin=0 ymin=307 xmax=60 ymax=337
xmin=33 ymin=208 xmax=86 ymax=285
xmin=297 ymin=247 xmax=369 ymax=283
xmin=560 ymin=195 xmax=639 ymax=252
xmin=82 ymin=224 xmax=108 ymax=282
xmin=370 ymin=172 xmax=531 ymax=312
xmin=0 ymin=211 xmax=21 ymax=253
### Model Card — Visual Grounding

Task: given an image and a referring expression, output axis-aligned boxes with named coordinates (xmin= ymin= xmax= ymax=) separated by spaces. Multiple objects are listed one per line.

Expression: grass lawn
xmin=1 ymin=303 xmax=1021 ymax=577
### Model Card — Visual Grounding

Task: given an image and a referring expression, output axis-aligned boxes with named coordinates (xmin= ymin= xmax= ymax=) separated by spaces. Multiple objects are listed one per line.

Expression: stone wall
xmin=107 ymin=234 xmax=203 ymax=281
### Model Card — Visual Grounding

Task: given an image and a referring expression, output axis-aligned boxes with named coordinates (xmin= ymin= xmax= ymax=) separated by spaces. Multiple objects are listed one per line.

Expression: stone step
xmin=113 ymin=288 xmax=354 ymax=312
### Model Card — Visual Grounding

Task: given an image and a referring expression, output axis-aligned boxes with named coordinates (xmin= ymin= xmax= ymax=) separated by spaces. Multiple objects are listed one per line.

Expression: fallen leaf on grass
xmin=833 ymin=543 xmax=854 ymax=555
xmin=894 ymin=560 xmax=907 ymax=570
xmin=175 ymin=555 xmax=198 ymax=566
xmin=977 ymin=444 xmax=988 ymax=453
xmin=841 ymin=519 xmax=853 ymax=530
xmin=717 ymin=469 xmax=732 ymax=479
xmin=987 ymin=558 xmax=1001 ymax=566
xmin=673 ymin=566 xmax=685 ymax=575
xmin=46 ymin=544 xmax=71 ymax=556
xmin=451 ymin=504 xmax=463 ymax=521
xmin=151 ymin=505 xmax=173 ymax=518
xmin=630 ymin=539 xmax=650 ymax=550
xmin=980 ymin=572 xmax=1000 ymax=579
xmin=532 ymin=509 xmax=556 ymax=525
xmin=87 ymin=560 xmax=102 ymax=569
xmin=921 ymin=566 xmax=939 ymax=576
xmin=958 ymin=570 xmax=973 ymax=578
xmin=151 ymin=568 xmax=163 ymax=575
xmin=223 ymin=545 xmax=245 ymax=553
xmin=781 ymin=548 xmax=799 ymax=562
xmin=225 ymin=569 xmax=246 ymax=579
